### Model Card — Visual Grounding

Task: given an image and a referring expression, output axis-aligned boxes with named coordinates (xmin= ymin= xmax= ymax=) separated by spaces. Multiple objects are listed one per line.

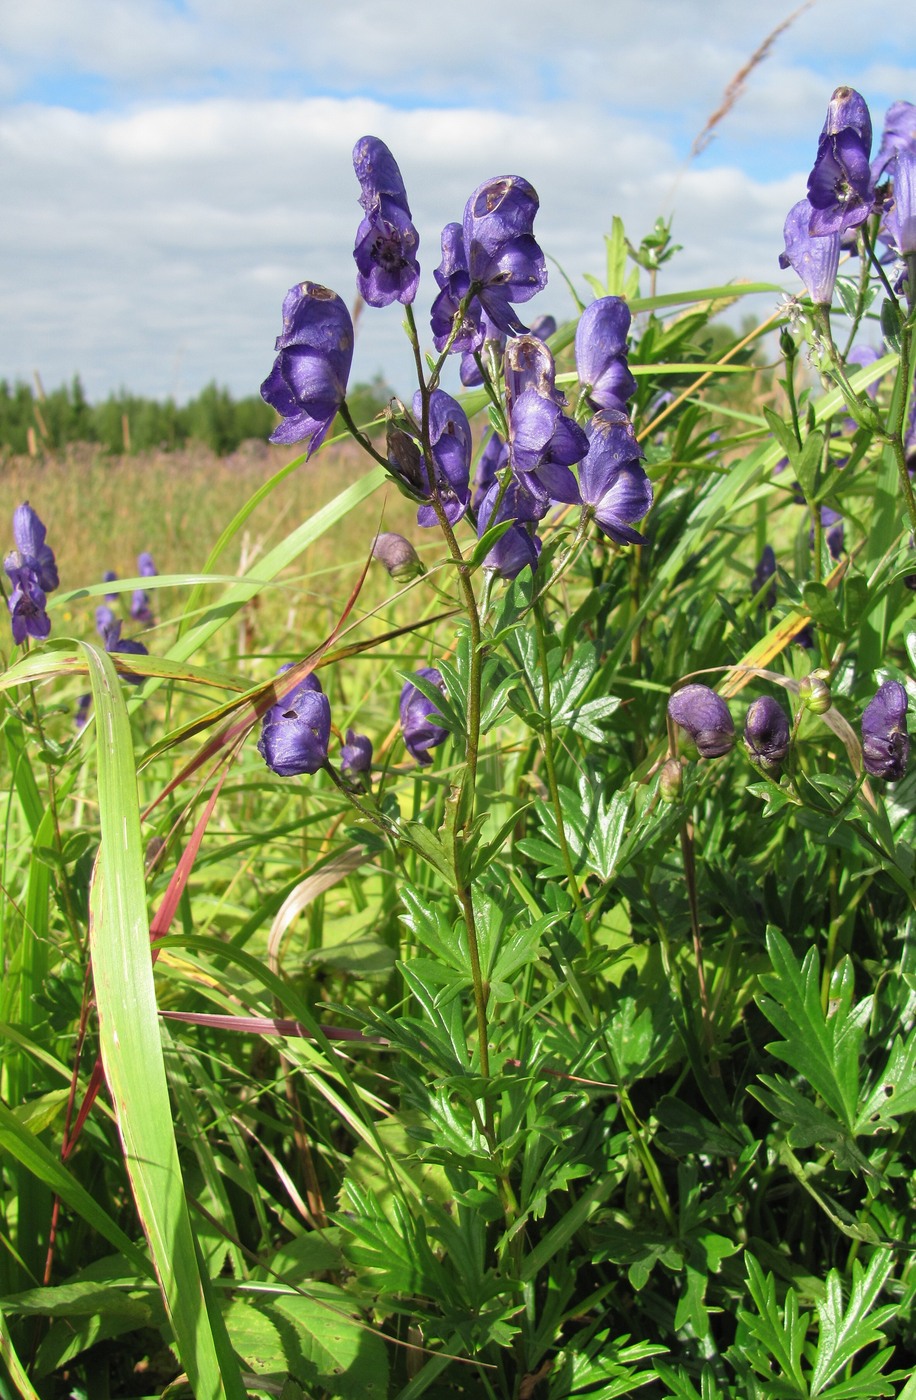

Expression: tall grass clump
xmin=2 ymin=86 xmax=916 ymax=1400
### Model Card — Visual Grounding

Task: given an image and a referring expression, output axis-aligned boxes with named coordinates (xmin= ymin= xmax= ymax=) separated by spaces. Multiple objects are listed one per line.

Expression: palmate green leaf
xmin=547 ymin=1332 xmax=666 ymax=1400
xmin=809 ymin=1252 xmax=896 ymax=1396
xmin=756 ymin=929 xmax=869 ymax=1130
xmin=81 ymin=640 xmax=246 ymax=1400
xmin=750 ymin=1076 xmax=874 ymax=1176
xmin=734 ymin=1253 xmax=810 ymax=1397
xmin=856 ymin=1025 xmax=916 ymax=1134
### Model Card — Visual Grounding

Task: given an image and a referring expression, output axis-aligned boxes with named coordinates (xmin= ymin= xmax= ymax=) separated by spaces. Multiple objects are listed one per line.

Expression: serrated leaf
xmin=810 ymin=1253 xmax=896 ymax=1396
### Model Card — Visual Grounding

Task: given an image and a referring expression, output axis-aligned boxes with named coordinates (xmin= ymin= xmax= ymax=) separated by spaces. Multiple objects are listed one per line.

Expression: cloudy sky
xmin=2 ymin=0 xmax=914 ymax=404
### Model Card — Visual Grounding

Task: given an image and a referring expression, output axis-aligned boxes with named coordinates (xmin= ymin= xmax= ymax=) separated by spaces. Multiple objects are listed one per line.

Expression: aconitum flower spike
xmin=806 ymin=86 xmax=875 ymax=237
xmin=400 ymin=668 xmax=448 ymax=766
xmin=575 ymin=298 xmax=637 ymax=412
xmin=258 ymin=668 xmax=331 ymax=777
xmin=352 ymin=136 xmax=420 ymax=307
xmin=779 ymin=200 xmax=841 ymax=304
xmin=341 ymin=729 xmax=373 ymax=776
xmin=578 ymin=411 xmax=653 ymax=546
xmin=744 ymin=696 xmax=790 ymax=772
xmin=260 ymin=283 xmax=354 ymax=457
xmin=861 ymin=680 xmax=909 ymax=781
xmin=667 ymin=684 xmax=735 ymax=758
xmin=137 ymin=552 xmax=157 ymax=578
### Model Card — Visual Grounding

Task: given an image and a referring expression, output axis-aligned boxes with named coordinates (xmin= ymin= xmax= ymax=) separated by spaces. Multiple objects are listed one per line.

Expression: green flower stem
xmin=532 ymin=596 xmax=585 ymax=923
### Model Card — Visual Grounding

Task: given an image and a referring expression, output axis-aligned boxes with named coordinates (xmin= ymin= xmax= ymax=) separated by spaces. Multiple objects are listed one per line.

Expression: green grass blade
xmin=81 ymin=640 xmax=246 ymax=1399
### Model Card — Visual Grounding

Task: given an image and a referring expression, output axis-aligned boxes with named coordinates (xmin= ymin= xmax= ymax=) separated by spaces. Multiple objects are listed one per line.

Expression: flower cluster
xmin=666 ymin=679 xmax=910 ymax=783
xmin=780 ymin=92 xmax=916 ymax=304
xmin=4 ymin=503 xmax=58 ymax=645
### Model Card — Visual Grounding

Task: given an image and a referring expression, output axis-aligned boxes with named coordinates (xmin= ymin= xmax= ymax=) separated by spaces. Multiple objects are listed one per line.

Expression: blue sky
xmin=2 ymin=0 xmax=915 ymax=402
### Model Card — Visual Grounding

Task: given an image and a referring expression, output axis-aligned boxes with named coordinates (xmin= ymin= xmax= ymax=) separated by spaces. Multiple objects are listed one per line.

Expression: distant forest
xmin=0 ymin=375 xmax=392 ymax=457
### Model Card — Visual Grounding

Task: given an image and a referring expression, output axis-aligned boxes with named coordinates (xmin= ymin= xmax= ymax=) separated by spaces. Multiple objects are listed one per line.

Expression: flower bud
xmin=341 ymin=729 xmax=373 ymax=776
xmin=258 ymin=668 xmax=331 ymax=777
xmin=667 ymin=684 xmax=735 ymax=758
xmin=744 ymin=696 xmax=790 ymax=772
xmin=659 ymin=757 xmax=683 ymax=801
xmin=400 ymin=668 xmax=448 ymax=766
xmin=372 ymin=532 xmax=424 ymax=580
xmin=861 ymin=680 xmax=909 ymax=781
xmin=799 ymin=671 xmax=832 ymax=714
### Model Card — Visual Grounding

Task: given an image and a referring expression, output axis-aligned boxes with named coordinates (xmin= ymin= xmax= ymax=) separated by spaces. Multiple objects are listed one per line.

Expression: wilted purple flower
xmin=575 ymin=298 xmax=637 ymax=412
xmin=477 ymin=478 xmax=542 ymax=580
xmin=668 ymin=684 xmax=735 ymax=758
xmin=807 ymin=87 xmax=875 ymax=237
xmin=102 ymin=618 xmax=149 ymax=685
xmin=341 ymin=729 xmax=373 ymax=776
xmin=400 ymin=668 xmax=449 ymax=766
xmin=137 ymin=552 xmax=157 ymax=578
xmin=861 ymin=680 xmax=909 ymax=781
xmin=430 ymin=176 xmax=547 ymax=352
xmin=260 ymin=283 xmax=354 ymax=456
xmin=779 ymin=200 xmax=841 ymax=304
xmin=12 ymin=503 xmax=58 ymax=592
xmin=258 ymin=668 xmax=331 ymax=777
xmin=352 ymin=136 xmax=420 ymax=308
xmin=578 ymin=411 xmax=653 ymax=545
xmin=372 ymin=532 xmax=424 ymax=580
xmin=752 ymin=545 xmax=776 ymax=609
xmin=744 ymin=696 xmax=790 ymax=771
xmin=131 ymin=589 xmax=154 ymax=626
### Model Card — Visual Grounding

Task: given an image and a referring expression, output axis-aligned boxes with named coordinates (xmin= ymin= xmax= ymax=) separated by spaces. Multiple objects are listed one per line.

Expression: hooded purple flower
xmin=429 ymin=176 xmax=547 ymax=352
xmin=504 ymin=336 xmax=587 ymax=509
xmin=668 ymin=684 xmax=735 ymax=758
xmin=4 ymin=501 xmax=57 ymax=644
xmin=394 ymin=391 xmax=472 ymax=529
xmin=578 ymin=411 xmax=653 ymax=546
xmin=400 ymin=668 xmax=448 ymax=766
xmin=95 ymin=604 xmax=117 ymax=638
xmin=101 ymin=618 xmax=149 ymax=685
xmin=873 ymin=101 xmax=916 ymax=176
xmin=472 ymin=430 xmax=510 ymax=511
xmin=880 ymin=148 xmax=916 ymax=258
xmin=341 ymin=729 xmax=373 ymax=776
xmin=131 ymin=589 xmax=155 ymax=626
xmin=861 ymin=680 xmax=909 ymax=781
xmin=779 ymin=200 xmax=841 ymax=304
xmin=575 ymin=298 xmax=637 ymax=412
xmin=137 ymin=552 xmax=158 ymax=578
xmin=744 ymin=696 xmax=790 ymax=772
xmin=258 ymin=667 xmax=331 ymax=777
xmin=477 ymin=478 xmax=542 ymax=580
xmin=352 ymin=137 xmax=420 ymax=307
xmin=260 ymin=283 xmax=354 ymax=456
xmin=806 ymin=87 xmax=875 ymax=237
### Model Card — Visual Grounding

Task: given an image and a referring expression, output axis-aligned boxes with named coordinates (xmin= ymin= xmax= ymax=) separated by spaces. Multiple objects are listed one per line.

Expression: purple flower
xmin=95 ymin=604 xmax=117 ymax=639
xmin=779 ymin=200 xmax=841 ymax=304
xmin=260 ymin=283 xmax=354 ymax=456
xmin=75 ymin=693 xmax=92 ymax=730
xmin=258 ymin=667 xmax=331 ymax=777
xmin=396 ymin=391 xmax=472 ymax=529
xmin=137 ymin=552 xmax=158 ymax=578
xmin=575 ymin=298 xmax=637 ymax=412
xmin=806 ymin=87 xmax=875 ymax=237
xmin=341 ymin=729 xmax=373 ymax=776
xmin=744 ymin=696 xmax=790 ymax=771
xmin=12 ymin=503 xmax=58 ymax=592
xmin=880 ymin=149 xmax=916 ymax=257
xmin=873 ymin=101 xmax=916 ymax=177
xmin=504 ymin=336 xmax=587 ymax=509
xmin=752 ymin=545 xmax=776 ymax=609
xmin=102 ymin=619 xmax=149 ymax=685
xmin=668 ymin=684 xmax=735 ymax=758
xmin=429 ymin=176 xmax=547 ymax=353
xmin=472 ymin=430 xmax=510 ymax=511
xmin=810 ymin=506 xmax=844 ymax=559
xmin=861 ymin=680 xmax=909 ymax=781
xmin=103 ymin=569 xmax=118 ymax=601
xmin=4 ymin=557 xmax=50 ymax=645
xmin=529 ymin=313 xmax=557 ymax=341
xmin=352 ymin=136 xmax=420 ymax=308
xmin=131 ymin=589 xmax=155 ymax=626
xmin=477 ymin=478 xmax=542 ymax=580
xmin=400 ymin=668 xmax=448 ymax=766
xmin=578 ymin=411 xmax=653 ymax=546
